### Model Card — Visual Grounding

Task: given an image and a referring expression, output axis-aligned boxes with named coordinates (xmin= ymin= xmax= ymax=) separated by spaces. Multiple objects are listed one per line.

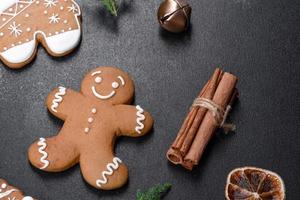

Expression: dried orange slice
xmin=225 ymin=167 xmax=285 ymax=200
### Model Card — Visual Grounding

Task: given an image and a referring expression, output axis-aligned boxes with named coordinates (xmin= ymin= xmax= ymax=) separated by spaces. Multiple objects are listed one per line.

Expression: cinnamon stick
xmin=183 ymin=72 xmax=238 ymax=170
xmin=166 ymin=68 xmax=223 ymax=165
xmin=179 ymin=69 xmax=222 ymax=156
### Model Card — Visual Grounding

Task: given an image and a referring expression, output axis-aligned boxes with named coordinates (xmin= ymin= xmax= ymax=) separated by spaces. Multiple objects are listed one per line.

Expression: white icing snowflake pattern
xmin=44 ymin=0 xmax=58 ymax=8
xmin=8 ymin=21 xmax=22 ymax=37
xmin=67 ymin=4 xmax=78 ymax=13
xmin=8 ymin=197 xmax=17 ymax=200
xmin=49 ymin=13 xmax=60 ymax=24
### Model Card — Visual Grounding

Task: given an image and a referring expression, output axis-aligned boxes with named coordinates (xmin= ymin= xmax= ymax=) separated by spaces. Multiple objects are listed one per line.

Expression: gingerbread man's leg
xmin=28 ymin=134 xmax=79 ymax=172
xmin=80 ymin=149 xmax=128 ymax=190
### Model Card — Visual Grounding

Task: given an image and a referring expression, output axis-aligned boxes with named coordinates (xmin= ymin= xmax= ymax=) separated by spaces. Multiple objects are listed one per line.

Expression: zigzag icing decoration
xmin=135 ymin=105 xmax=145 ymax=134
xmin=37 ymin=137 xmax=50 ymax=169
xmin=96 ymin=157 xmax=122 ymax=188
xmin=51 ymin=86 xmax=66 ymax=113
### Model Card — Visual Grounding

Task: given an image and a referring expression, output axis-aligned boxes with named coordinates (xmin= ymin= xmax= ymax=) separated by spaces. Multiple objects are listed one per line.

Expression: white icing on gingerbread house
xmin=0 ymin=0 xmax=81 ymax=66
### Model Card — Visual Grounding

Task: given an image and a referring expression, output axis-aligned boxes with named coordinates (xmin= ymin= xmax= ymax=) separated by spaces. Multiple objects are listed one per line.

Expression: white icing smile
xmin=91 ymin=71 xmax=126 ymax=100
xmin=92 ymin=86 xmax=116 ymax=100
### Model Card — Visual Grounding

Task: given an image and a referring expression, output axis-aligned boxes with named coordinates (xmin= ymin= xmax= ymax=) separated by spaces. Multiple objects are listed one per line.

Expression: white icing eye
xmin=1 ymin=183 xmax=7 ymax=189
xmin=112 ymin=82 xmax=119 ymax=89
xmin=95 ymin=77 xmax=102 ymax=83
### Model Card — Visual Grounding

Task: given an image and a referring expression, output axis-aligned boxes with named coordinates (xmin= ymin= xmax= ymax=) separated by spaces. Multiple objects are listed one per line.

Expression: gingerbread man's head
xmin=81 ymin=66 xmax=135 ymax=105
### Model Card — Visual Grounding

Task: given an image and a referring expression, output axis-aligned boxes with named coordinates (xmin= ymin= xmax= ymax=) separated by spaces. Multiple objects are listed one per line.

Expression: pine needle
xmin=100 ymin=0 xmax=118 ymax=16
xmin=136 ymin=183 xmax=172 ymax=200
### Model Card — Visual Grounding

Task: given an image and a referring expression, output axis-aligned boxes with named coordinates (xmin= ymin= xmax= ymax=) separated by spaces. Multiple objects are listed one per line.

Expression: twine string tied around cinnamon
xmin=192 ymin=97 xmax=235 ymax=133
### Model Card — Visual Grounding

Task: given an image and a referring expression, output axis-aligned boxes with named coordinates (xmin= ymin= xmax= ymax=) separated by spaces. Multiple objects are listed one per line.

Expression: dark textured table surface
xmin=0 ymin=0 xmax=299 ymax=199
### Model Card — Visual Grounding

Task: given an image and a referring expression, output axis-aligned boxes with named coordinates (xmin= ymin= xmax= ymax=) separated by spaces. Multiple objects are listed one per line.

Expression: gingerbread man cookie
xmin=0 ymin=0 xmax=81 ymax=68
xmin=28 ymin=66 xmax=154 ymax=190
xmin=0 ymin=179 xmax=35 ymax=200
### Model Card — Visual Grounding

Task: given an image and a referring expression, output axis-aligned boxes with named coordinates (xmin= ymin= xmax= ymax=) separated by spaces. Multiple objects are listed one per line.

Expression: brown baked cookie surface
xmin=0 ymin=0 xmax=81 ymax=68
xmin=0 ymin=179 xmax=35 ymax=200
xmin=28 ymin=66 xmax=154 ymax=190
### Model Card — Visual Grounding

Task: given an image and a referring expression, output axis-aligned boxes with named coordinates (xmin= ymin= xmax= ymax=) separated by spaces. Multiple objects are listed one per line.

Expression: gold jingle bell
xmin=157 ymin=0 xmax=192 ymax=33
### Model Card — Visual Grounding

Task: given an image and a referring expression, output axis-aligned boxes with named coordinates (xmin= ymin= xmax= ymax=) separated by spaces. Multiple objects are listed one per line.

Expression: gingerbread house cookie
xmin=0 ymin=0 xmax=81 ymax=68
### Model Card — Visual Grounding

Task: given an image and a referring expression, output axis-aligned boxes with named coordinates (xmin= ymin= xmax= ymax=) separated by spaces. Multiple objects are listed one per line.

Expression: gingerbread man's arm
xmin=114 ymin=105 xmax=154 ymax=137
xmin=46 ymin=87 xmax=84 ymax=120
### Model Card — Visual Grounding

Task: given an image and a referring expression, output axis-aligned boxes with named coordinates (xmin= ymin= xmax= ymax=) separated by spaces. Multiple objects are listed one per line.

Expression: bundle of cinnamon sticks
xmin=166 ymin=68 xmax=238 ymax=170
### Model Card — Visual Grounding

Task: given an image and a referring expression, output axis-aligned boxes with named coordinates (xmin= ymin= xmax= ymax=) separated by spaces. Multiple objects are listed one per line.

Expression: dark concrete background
xmin=0 ymin=0 xmax=299 ymax=199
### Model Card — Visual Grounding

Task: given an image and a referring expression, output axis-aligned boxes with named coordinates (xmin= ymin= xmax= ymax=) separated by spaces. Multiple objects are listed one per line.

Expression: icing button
xmin=91 ymin=108 xmax=97 ymax=114
xmin=25 ymin=14 xmax=29 ymax=17
xmin=0 ymin=32 xmax=3 ymax=36
xmin=84 ymin=128 xmax=90 ymax=133
xmin=88 ymin=117 xmax=94 ymax=123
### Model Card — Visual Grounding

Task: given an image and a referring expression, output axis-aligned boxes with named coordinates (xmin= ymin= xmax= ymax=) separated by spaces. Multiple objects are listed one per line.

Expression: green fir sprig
xmin=136 ymin=183 xmax=172 ymax=200
xmin=100 ymin=0 xmax=118 ymax=16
